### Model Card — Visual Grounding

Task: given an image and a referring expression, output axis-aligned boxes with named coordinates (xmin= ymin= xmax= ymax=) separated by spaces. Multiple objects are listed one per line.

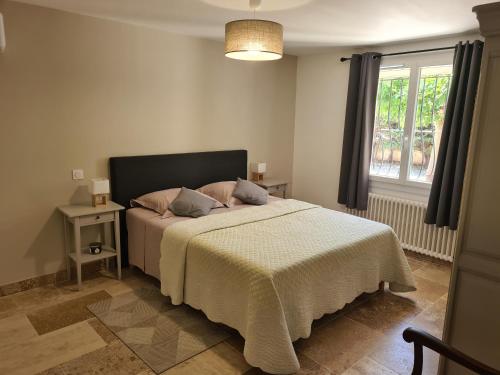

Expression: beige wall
xmin=292 ymin=33 xmax=481 ymax=210
xmin=0 ymin=0 xmax=297 ymax=285
xmin=292 ymin=49 xmax=352 ymax=211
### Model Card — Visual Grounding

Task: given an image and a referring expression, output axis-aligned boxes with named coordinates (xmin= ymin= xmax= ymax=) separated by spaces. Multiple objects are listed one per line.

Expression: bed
xmin=109 ymin=150 xmax=416 ymax=374
xmin=126 ymin=196 xmax=282 ymax=279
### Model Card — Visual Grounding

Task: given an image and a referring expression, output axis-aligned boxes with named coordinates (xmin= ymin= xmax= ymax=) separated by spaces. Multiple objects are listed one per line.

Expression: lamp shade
xmin=225 ymin=20 xmax=283 ymax=61
xmin=250 ymin=162 xmax=267 ymax=174
xmin=89 ymin=178 xmax=110 ymax=195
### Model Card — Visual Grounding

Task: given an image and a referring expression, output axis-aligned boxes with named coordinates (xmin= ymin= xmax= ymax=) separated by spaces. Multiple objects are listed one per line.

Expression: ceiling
xmin=13 ymin=0 xmax=484 ymax=55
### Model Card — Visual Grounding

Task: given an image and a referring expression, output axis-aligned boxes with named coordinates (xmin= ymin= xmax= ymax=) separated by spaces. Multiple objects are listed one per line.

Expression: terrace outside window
xmin=370 ymin=64 xmax=452 ymax=186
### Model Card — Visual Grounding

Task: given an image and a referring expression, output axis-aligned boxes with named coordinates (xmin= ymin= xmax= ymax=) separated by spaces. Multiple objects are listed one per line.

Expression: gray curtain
xmin=425 ymin=40 xmax=484 ymax=230
xmin=338 ymin=52 xmax=381 ymax=210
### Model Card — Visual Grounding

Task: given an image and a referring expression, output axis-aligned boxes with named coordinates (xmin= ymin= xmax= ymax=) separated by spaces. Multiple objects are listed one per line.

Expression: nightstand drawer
xmin=79 ymin=212 xmax=115 ymax=226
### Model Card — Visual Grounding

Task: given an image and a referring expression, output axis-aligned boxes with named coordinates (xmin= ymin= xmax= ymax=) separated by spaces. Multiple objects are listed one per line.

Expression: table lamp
xmin=89 ymin=178 xmax=110 ymax=207
xmin=250 ymin=162 xmax=266 ymax=182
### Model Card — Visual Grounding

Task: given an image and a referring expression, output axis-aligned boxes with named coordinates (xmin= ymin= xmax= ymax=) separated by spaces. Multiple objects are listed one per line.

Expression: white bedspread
xmin=160 ymin=199 xmax=416 ymax=374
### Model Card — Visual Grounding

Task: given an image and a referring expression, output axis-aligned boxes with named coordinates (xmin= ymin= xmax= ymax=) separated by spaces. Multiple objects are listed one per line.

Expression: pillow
xmin=232 ymin=178 xmax=268 ymax=205
xmin=130 ymin=188 xmax=181 ymax=215
xmin=197 ymin=181 xmax=243 ymax=207
xmin=131 ymin=188 xmax=222 ymax=219
xmin=168 ymin=187 xmax=220 ymax=218
xmin=163 ymin=191 xmax=222 ymax=219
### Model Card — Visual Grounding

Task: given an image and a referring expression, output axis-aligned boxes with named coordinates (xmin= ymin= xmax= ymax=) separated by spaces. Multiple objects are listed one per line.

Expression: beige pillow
xmin=130 ymin=188 xmax=181 ymax=216
xmin=197 ymin=181 xmax=243 ymax=207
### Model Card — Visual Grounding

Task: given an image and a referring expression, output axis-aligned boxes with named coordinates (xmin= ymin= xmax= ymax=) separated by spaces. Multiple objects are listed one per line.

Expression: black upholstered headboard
xmin=109 ymin=149 xmax=248 ymax=266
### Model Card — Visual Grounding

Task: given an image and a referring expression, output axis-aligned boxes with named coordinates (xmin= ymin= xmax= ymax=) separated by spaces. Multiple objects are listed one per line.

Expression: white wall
xmin=292 ymin=49 xmax=353 ymax=210
xmin=292 ymin=33 xmax=481 ymax=209
xmin=0 ymin=0 xmax=297 ymax=286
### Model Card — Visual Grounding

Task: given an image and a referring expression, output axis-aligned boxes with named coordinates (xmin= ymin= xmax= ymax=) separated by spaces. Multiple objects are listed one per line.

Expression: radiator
xmin=345 ymin=193 xmax=456 ymax=262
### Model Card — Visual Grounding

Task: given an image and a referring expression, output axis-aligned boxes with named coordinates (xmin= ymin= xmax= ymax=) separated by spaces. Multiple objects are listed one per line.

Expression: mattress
xmin=126 ymin=196 xmax=282 ymax=279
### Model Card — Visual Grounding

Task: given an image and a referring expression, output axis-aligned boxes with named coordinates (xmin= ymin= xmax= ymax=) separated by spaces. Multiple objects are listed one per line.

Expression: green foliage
xmin=415 ymin=75 xmax=450 ymax=131
xmin=374 ymin=77 xmax=408 ymax=150
xmin=374 ymin=73 xmax=451 ymax=152
xmin=376 ymin=78 xmax=408 ymax=131
xmin=413 ymin=75 xmax=451 ymax=153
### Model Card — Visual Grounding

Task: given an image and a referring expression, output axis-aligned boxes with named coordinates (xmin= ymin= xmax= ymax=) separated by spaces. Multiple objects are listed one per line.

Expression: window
xmin=370 ymin=62 xmax=453 ymax=186
xmin=410 ymin=66 xmax=452 ymax=182
xmin=371 ymin=68 xmax=410 ymax=179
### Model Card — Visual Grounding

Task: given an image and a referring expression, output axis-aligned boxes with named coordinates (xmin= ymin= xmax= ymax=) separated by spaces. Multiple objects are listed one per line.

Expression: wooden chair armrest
xmin=403 ymin=327 xmax=500 ymax=375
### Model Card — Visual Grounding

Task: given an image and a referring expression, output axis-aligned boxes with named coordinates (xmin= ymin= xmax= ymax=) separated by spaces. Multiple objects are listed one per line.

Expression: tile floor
xmin=0 ymin=251 xmax=451 ymax=375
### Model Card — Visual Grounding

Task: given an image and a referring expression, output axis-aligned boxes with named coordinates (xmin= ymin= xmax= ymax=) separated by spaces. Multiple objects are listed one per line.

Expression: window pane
xmin=370 ymin=68 xmax=410 ymax=179
xmin=409 ymin=65 xmax=452 ymax=183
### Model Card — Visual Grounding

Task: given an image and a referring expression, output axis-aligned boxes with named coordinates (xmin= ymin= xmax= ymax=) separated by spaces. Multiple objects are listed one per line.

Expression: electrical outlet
xmin=72 ymin=169 xmax=84 ymax=180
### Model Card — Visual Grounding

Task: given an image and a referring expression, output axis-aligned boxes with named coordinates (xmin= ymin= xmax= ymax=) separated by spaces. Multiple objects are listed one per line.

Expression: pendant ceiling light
xmin=225 ymin=0 xmax=283 ymax=61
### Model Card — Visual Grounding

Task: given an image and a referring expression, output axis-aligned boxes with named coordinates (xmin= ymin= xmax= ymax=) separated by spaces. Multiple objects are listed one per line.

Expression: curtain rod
xmin=339 ymin=46 xmax=456 ymax=62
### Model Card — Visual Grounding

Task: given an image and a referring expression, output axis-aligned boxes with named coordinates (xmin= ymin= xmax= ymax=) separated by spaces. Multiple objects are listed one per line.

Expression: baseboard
xmin=0 ymin=262 xmax=103 ymax=297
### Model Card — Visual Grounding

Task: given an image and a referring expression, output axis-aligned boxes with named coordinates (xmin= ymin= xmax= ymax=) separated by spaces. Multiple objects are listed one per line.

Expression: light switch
xmin=72 ymin=169 xmax=84 ymax=180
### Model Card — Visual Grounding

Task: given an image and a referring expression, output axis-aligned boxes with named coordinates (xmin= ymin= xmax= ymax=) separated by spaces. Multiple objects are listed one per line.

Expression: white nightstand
xmin=58 ymin=201 xmax=125 ymax=290
xmin=255 ymin=179 xmax=288 ymax=198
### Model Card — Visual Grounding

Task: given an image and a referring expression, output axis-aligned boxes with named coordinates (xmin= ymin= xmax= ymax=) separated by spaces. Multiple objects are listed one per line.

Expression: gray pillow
xmin=168 ymin=187 xmax=218 ymax=218
xmin=232 ymin=178 xmax=268 ymax=205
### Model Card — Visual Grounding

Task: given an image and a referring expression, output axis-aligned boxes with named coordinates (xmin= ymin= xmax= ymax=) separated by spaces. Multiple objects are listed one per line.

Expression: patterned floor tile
xmin=0 ymin=321 xmax=106 ymax=375
xmin=410 ymin=296 xmax=447 ymax=338
xmin=88 ymin=317 xmax=118 ymax=344
xmin=346 ymin=291 xmax=422 ymax=332
xmin=413 ymin=263 xmax=451 ymax=287
xmin=36 ymin=366 xmax=67 ymax=375
xmin=162 ymin=342 xmax=251 ymax=375
xmin=105 ymin=275 xmax=160 ymax=297
xmin=0 ymin=295 xmax=17 ymax=315
xmin=295 ymin=316 xmax=382 ymax=375
xmin=27 ymin=290 xmax=111 ymax=334
xmin=245 ymin=352 xmax=331 ymax=375
xmin=368 ymin=322 xmax=440 ymax=375
xmin=0 ymin=314 xmax=38 ymax=351
xmin=136 ymin=370 xmax=156 ymax=375
xmin=406 ymin=257 xmax=426 ymax=272
xmin=393 ymin=274 xmax=448 ymax=310
xmin=341 ymin=357 xmax=398 ymax=374
xmin=52 ymin=339 xmax=150 ymax=375
xmin=226 ymin=334 xmax=331 ymax=375
xmin=9 ymin=286 xmax=62 ymax=311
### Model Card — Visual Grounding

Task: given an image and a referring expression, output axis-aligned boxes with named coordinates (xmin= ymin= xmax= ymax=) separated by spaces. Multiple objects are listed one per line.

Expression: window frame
xmin=369 ymin=51 xmax=455 ymax=199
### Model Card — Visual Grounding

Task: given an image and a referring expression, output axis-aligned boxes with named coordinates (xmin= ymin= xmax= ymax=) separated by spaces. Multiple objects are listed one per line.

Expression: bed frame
xmin=109 ymin=149 xmax=248 ymax=266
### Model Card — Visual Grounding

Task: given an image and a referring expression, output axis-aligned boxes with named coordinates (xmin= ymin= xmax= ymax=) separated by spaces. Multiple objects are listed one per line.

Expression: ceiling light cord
xmin=249 ymin=0 xmax=261 ymax=19
xmin=249 ymin=0 xmax=262 ymax=11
